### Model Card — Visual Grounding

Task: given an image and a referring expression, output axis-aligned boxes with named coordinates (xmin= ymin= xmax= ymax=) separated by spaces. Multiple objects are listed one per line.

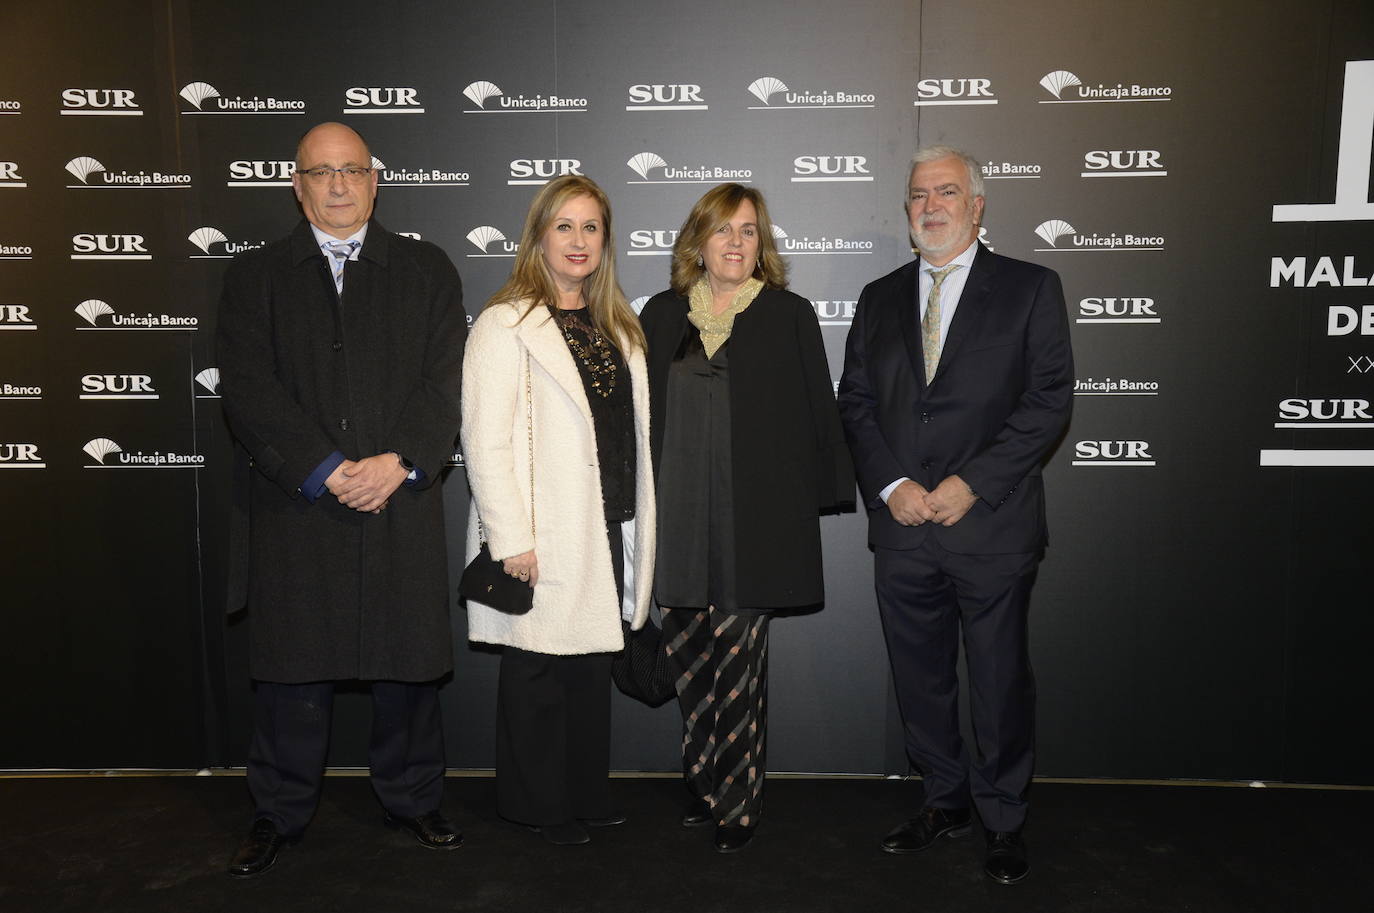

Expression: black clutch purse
xmin=459 ymin=542 xmax=534 ymax=615
xmin=611 ymin=616 xmax=676 ymax=706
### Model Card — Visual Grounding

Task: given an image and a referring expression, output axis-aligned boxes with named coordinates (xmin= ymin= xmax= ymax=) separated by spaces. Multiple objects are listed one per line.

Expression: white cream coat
xmin=461 ymin=301 xmax=655 ymax=654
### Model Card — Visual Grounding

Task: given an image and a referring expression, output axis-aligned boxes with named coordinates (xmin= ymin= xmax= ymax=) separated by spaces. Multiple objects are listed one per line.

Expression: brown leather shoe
xmin=880 ymin=806 xmax=972 ymax=854
xmin=227 ymin=819 xmax=297 ymax=878
xmin=384 ymin=810 xmax=463 ymax=849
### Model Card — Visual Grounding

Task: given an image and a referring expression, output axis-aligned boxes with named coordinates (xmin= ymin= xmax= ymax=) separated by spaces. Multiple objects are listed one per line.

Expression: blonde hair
xmin=670 ymin=183 xmax=788 ymax=296
xmin=488 ymin=175 xmax=645 ymax=353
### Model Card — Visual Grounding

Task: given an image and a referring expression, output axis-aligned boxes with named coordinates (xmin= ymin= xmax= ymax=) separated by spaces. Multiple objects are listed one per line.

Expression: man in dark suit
xmin=216 ymin=122 xmax=467 ymax=877
xmin=837 ymin=146 xmax=1072 ymax=885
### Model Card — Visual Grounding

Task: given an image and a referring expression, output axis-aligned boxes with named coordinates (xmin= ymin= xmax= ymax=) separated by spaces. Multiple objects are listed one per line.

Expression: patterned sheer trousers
xmin=661 ymin=606 xmax=770 ymax=826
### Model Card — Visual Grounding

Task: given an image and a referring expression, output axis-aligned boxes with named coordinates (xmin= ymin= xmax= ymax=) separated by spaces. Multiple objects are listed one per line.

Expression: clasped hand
xmin=887 ymin=475 xmax=977 ymax=528
xmin=326 ymin=454 xmax=408 ymax=514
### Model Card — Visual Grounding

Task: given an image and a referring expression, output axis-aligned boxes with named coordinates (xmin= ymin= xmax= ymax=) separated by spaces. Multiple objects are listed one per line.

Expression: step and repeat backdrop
xmin=2 ymin=0 xmax=1371 ymax=782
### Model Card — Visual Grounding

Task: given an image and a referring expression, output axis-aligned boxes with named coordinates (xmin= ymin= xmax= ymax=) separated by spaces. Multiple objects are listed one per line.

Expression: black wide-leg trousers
xmin=247 ymin=680 xmax=446 ymax=836
xmin=875 ymin=536 xmax=1039 ymax=834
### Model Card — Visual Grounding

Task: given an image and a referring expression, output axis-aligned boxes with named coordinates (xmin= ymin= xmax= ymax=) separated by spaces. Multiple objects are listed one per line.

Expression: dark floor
xmin=0 ymin=774 xmax=1366 ymax=913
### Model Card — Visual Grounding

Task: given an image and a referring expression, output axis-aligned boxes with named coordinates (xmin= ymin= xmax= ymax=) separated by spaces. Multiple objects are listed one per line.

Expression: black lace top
xmin=550 ymin=306 xmax=635 ymax=521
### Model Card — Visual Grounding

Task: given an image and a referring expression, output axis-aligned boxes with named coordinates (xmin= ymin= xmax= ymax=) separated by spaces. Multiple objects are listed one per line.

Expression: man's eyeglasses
xmin=298 ymin=166 xmax=373 ymax=184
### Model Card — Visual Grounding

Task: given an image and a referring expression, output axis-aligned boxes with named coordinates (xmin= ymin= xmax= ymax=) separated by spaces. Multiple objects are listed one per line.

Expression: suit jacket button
xmin=339 ymin=418 xmax=350 ymax=431
xmin=920 ymin=412 xmax=931 ymax=423
xmin=332 ymin=341 xmax=343 ymax=351
xmin=920 ymin=460 xmax=931 ymax=471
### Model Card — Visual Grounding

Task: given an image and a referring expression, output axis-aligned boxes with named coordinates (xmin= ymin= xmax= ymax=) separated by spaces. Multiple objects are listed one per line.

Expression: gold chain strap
xmin=525 ymin=349 xmax=535 ymax=537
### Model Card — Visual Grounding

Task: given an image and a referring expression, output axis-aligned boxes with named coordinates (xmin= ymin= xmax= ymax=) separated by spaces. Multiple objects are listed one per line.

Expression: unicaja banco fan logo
xmin=74 ymin=298 xmax=199 ymax=330
xmin=83 ymin=436 xmax=204 ymax=469
xmin=746 ymin=76 xmax=875 ymax=110
xmin=179 ymin=81 xmax=305 ymax=115
xmin=65 ymin=155 xmax=192 ymax=189
xmin=1034 ymin=219 xmax=1164 ymax=253
xmin=465 ymin=226 xmax=516 ymax=258
xmin=462 ymin=80 xmax=587 ymax=113
xmin=626 ymin=151 xmax=751 ymax=184
xmin=1038 ymin=69 xmax=1172 ymax=103
xmin=195 ymin=368 xmax=221 ymax=398
xmin=371 ymin=155 xmax=470 ymax=187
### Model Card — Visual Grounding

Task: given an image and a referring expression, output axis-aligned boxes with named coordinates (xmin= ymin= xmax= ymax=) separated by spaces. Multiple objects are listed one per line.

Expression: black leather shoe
xmin=578 ymin=814 xmax=627 ymax=828
xmin=530 ymin=820 xmax=590 ymax=845
xmin=681 ymin=798 xmax=712 ymax=827
xmin=227 ymin=819 xmax=297 ymax=878
xmin=384 ymin=810 xmax=463 ymax=850
xmin=713 ymin=823 xmax=755 ymax=853
xmin=880 ymin=806 xmax=972 ymax=854
xmin=984 ymin=830 xmax=1030 ymax=884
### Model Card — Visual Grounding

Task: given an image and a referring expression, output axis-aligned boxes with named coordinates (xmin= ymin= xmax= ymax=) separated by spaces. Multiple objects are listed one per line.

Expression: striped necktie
xmin=921 ymin=263 xmax=961 ymax=383
xmin=323 ymin=239 xmax=360 ymax=294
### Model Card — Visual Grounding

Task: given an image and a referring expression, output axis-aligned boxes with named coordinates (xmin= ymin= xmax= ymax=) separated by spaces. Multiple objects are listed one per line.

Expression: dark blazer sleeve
xmin=837 ymin=270 xmax=911 ymax=508
xmin=957 ymin=266 xmax=1073 ymax=505
xmin=216 ymin=252 xmax=339 ymax=497
xmin=379 ymin=244 xmax=466 ymax=487
xmin=791 ymin=293 xmax=855 ymax=510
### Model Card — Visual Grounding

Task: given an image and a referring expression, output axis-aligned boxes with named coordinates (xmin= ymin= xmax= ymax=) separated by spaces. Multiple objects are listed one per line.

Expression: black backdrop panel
xmin=0 ymin=0 xmax=1371 ymax=783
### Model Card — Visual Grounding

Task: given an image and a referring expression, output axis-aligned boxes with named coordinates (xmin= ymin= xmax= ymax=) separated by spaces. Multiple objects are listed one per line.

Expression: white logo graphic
xmin=1273 ymin=60 xmax=1374 ymax=221
xmin=1072 ymin=441 xmax=1156 ymax=467
xmin=1082 ymin=150 xmax=1166 ymax=178
xmin=981 ymin=161 xmax=1042 ymax=180
xmin=0 ymin=382 xmax=41 ymax=399
xmin=812 ymin=299 xmax=858 ymax=326
xmin=64 ymin=155 xmax=191 ymax=189
xmin=189 ymin=227 xmax=228 ymax=256
xmin=465 ymin=226 xmax=516 ymax=258
xmin=0 ymin=98 xmax=20 ymax=115
xmin=82 ymin=436 xmax=204 ymax=469
xmin=792 ymin=155 xmax=872 ymax=183
xmin=1073 ymin=377 xmax=1160 ymax=396
xmin=914 ymin=77 xmax=997 ymax=107
xmin=195 ymin=368 xmax=221 ymax=398
xmin=344 ymin=87 xmax=424 ymax=114
xmin=0 ymin=161 xmax=26 ymax=188
xmin=372 ymin=155 xmax=470 ymax=187
xmin=0 ymin=443 xmax=44 ymax=468
xmin=1038 ymin=69 xmax=1172 ymax=103
xmin=629 ymin=296 xmax=650 ymax=315
xmin=1077 ymin=297 xmax=1161 ymax=324
xmin=1033 ymin=220 xmax=1163 ymax=252
xmin=625 ymin=151 xmax=751 ymax=184
xmin=80 ymin=373 xmax=158 ymax=400
xmin=187 ymin=227 xmax=264 ymax=259
xmin=1328 ymin=306 xmax=1374 ymax=337
xmin=1275 ymin=398 xmax=1374 ymax=428
xmin=74 ymin=299 xmax=198 ymax=331
xmin=0 ymin=304 xmax=36 ymax=329
xmin=179 ymin=81 xmax=305 ymax=115
xmin=463 ymin=80 xmax=587 ymax=113
xmin=1270 ymin=255 xmax=1373 ymax=288
xmin=0 ymin=242 xmax=34 ymax=260
xmin=60 ymin=88 xmax=142 ymax=115
xmin=509 ymin=158 xmax=583 ymax=186
xmin=71 ymin=234 xmax=152 ymax=260
xmin=227 ymin=160 xmax=296 ymax=187
xmin=627 ymin=229 xmax=678 ymax=257
xmin=772 ymin=224 xmax=874 ymax=256
xmin=626 ymin=84 xmax=707 ymax=112
xmin=746 ymin=76 xmax=875 ymax=109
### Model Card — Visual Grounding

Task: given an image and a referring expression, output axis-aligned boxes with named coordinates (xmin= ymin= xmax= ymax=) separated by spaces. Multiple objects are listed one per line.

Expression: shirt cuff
xmin=300 ymin=450 xmax=346 ymax=504
xmin=878 ymin=477 xmax=910 ymax=503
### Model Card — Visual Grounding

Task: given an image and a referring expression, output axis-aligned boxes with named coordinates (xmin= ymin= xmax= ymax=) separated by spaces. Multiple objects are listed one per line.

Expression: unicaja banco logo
xmin=82 ymin=436 xmax=204 ymax=469
xmin=188 ymin=227 xmax=227 ymax=256
xmin=83 ymin=437 xmax=122 ymax=464
xmin=65 ymin=155 xmax=192 ymax=189
xmin=466 ymin=226 xmax=516 ymax=258
xmin=625 ymin=151 xmax=751 ymax=184
xmin=772 ymin=224 xmax=873 ymax=255
xmin=746 ymin=76 xmax=875 ymax=110
xmin=749 ymin=77 xmax=788 ymax=106
xmin=180 ymin=82 xmax=220 ymax=110
xmin=463 ymin=81 xmax=503 ymax=108
xmin=1039 ymin=71 xmax=1081 ymax=100
xmin=371 ymin=155 xmax=471 ymax=187
xmin=463 ymin=80 xmax=587 ymax=113
xmin=1037 ymin=69 xmax=1172 ymax=103
xmin=195 ymin=368 xmax=221 ymax=397
xmin=1034 ymin=220 xmax=1076 ymax=247
xmin=66 ymin=156 xmax=105 ymax=184
xmin=74 ymin=298 xmax=199 ymax=330
xmin=1034 ymin=219 xmax=1164 ymax=253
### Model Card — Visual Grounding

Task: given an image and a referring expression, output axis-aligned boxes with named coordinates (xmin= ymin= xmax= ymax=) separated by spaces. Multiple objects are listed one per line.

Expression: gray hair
xmin=906 ymin=145 xmax=985 ymax=202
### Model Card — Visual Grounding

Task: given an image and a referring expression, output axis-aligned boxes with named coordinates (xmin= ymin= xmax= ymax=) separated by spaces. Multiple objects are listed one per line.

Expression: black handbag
xmin=612 ymin=615 xmax=676 ymax=707
xmin=460 ymin=350 xmax=536 ymax=616
xmin=459 ymin=541 xmax=534 ymax=614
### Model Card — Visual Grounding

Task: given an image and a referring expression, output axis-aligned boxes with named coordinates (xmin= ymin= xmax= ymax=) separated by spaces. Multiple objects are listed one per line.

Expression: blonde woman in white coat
xmin=461 ymin=175 xmax=655 ymax=846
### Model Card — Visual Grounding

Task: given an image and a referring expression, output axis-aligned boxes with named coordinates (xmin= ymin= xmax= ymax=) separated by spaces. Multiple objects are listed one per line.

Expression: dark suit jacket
xmin=837 ymin=244 xmax=1072 ymax=555
xmin=217 ymin=220 xmax=466 ymax=682
xmin=641 ymin=287 xmax=854 ymax=608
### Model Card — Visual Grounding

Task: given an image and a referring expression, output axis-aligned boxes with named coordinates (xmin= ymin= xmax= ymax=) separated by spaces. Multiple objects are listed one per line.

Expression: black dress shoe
xmin=227 ymin=819 xmax=297 ymax=878
xmin=880 ymin=806 xmax=972 ymax=854
xmin=681 ymin=798 xmax=712 ymax=827
xmin=578 ymin=814 xmax=627 ymax=828
xmin=713 ymin=823 xmax=755 ymax=853
xmin=529 ymin=820 xmax=590 ymax=845
xmin=985 ymin=830 xmax=1030 ymax=884
xmin=384 ymin=810 xmax=463 ymax=850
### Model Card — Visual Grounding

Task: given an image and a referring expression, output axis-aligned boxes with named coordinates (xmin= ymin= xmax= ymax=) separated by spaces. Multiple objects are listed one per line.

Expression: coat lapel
xmin=894 ymin=261 xmax=927 ymax=389
xmin=516 ymin=307 xmax=594 ymax=428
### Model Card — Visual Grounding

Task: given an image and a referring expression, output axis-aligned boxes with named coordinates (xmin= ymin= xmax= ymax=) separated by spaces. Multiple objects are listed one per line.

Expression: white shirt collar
xmin=919 ymin=237 xmax=979 ymax=274
xmin=309 ymin=222 xmax=368 ymax=254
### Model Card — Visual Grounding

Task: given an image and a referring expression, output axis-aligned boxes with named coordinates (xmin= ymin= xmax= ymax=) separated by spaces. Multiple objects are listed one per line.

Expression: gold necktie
xmin=922 ymin=264 xmax=960 ymax=383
